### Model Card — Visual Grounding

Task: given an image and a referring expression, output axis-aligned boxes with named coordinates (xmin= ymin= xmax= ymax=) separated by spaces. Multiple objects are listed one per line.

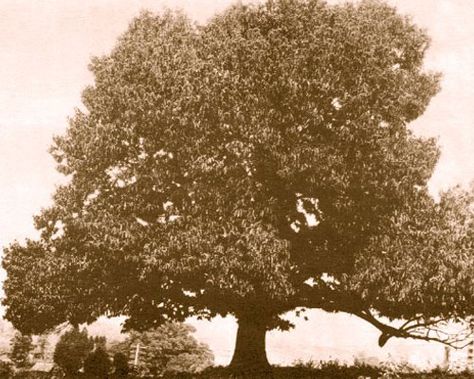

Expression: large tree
xmin=3 ymin=0 xmax=474 ymax=375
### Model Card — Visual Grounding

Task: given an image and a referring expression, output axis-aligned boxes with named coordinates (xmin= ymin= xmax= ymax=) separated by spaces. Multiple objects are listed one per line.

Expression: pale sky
xmin=0 ymin=0 xmax=473 ymax=367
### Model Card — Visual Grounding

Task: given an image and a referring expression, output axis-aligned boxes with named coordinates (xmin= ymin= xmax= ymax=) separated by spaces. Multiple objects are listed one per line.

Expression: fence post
xmin=133 ymin=343 xmax=140 ymax=366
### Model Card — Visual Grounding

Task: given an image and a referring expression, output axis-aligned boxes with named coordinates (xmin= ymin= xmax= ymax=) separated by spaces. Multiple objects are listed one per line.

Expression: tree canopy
xmin=3 ymin=0 xmax=474 ymax=372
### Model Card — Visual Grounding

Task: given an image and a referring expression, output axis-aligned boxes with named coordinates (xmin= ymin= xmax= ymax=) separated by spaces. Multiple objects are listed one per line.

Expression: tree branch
xmin=354 ymin=309 xmax=473 ymax=349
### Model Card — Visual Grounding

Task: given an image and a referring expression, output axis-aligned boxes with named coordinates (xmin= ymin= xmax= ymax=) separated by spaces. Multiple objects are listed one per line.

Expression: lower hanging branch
xmin=354 ymin=309 xmax=474 ymax=349
xmin=300 ymin=282 xmax=474 ymax=349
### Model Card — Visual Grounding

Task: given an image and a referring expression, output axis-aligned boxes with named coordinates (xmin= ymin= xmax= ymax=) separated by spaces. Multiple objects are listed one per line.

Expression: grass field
xmin=160 ymin=363 xmax=474 ymax=379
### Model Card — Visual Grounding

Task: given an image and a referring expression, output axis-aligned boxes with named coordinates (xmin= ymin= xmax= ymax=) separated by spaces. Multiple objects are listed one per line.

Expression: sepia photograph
xmin=0 ymin=0 xmax=474 ymax=378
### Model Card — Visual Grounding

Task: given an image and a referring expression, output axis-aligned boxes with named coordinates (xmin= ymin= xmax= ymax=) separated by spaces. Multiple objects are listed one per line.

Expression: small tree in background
xmin=37 ymin=335 xmax=47 ymax=360
xmin=53 ymin=327 xmax=94 ymax=376
xmin=84 ymin=347 xmax=111 ymax=378
xmin=35 ymin=333 xmax=50 ymax=361
xmin=112 ymin=323 xmax=213 ymax=377
xmin=9 ymin=332 xmax=33 ymax=370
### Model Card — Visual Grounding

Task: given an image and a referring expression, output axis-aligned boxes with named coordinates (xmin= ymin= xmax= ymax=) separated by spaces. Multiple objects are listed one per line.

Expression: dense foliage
xmin=111 ymin=323 xmax=213 ymax=377
xmin=3 ymin=0 xmax=474 ymax=371
xmin=84 ymin=347 xmax=111 ymax=378
xmin=112 ymin=352 xmax=130 ymax=378
xmin=53 ymin=327 xmax=94 ymax=376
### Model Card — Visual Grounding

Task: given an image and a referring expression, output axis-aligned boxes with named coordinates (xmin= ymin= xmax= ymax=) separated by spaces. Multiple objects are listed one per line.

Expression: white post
xmin=444 ymin=346 xmax=450 ymax=370
xmin=133 ymin=343 xmax=140 ymax=366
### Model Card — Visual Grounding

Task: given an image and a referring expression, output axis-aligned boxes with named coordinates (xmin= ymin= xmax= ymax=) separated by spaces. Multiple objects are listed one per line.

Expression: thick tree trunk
xmin=229 ymin=317 xmax=273 ymax=378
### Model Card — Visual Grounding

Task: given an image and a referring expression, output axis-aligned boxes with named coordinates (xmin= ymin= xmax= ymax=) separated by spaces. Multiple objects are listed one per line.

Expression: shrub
xmin=84 ymin=347 xmax=111 ymax=378
xmin=112 ymin=352 xmax=129 ymax=378
xmin=53 ymin=327 xmax=93 ymax=376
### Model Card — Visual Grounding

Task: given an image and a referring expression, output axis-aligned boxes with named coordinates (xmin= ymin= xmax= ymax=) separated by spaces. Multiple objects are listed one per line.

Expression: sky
xmin=0 ymin=0 xmax=473 ymax=368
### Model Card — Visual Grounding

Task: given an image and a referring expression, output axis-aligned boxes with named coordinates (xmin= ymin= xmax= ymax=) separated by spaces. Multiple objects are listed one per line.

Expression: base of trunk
xmin=229 ymin=318 xmax=273 ymax=378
